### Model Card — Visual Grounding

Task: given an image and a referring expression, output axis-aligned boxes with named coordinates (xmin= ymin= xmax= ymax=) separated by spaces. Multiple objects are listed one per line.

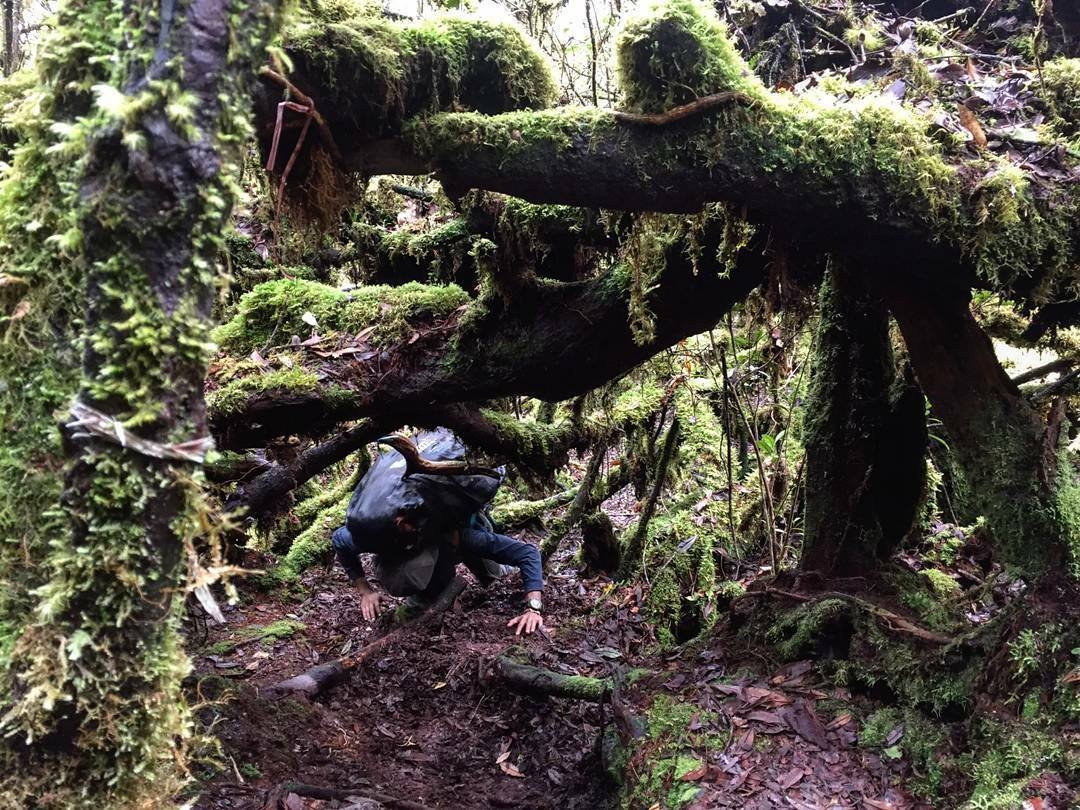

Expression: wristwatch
xmin=525 ymin=597 xmax=543 ymax=613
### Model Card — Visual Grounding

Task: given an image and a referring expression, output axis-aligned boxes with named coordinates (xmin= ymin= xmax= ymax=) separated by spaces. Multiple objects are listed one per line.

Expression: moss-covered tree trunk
xmin=801 ymin=262 xmax=926 ymax=578
xmin=0 ymin=0 xmax=280 ymax=804
xmin=884 ymin=277 xmax=1077 ymax=576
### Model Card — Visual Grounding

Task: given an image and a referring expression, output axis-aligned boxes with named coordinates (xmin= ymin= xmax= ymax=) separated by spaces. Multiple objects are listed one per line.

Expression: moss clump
xmin=206 ymin=619 xmax=306 ymax=655
xmin=858 ymin=707 xmax=946 ymax=798
xmin=1041 ymin=58 xmax=1080 ymax=138
xmin=614 ymin=0 xmax=764 ymax=114
xmin=621 ymin=695 xmax=722 ymax=808
xmin=920 ymin=568 xmax=961 ymax=599
xmin=208 ymin=367 xmax=319 ymax=417
xmin=285 ymin=9 xmax=556 ymax=137
xmin=961 ymin=721 xmax=1078 ymax=809
xmin=267 ymin=487 xmax=352 ymax=586
xmin=213 ymin=278 xmax=469 ymax=355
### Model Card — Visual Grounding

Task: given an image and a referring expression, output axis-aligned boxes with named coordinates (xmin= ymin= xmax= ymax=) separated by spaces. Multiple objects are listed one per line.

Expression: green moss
xmin=206 ymin=619 xmax=306 ymax=655
xmin=208 ymin=367 xmax=319 ymax=416
xmin=267 ymin=487 xmax=353 ymax=586
xmin=961 ymin=721 xmax=1078 ymax=809
xmin=213 ymin=278 xmax=468 ymax=355
xmin=614 ymin=0 xmax=765 ymax=114
xmin=859 ymin=707 xmax=946 ymax=797
xmin=285 ymin=9 xmax=556 ymax=137
xmin=921 ymin=568 xmax=961 ymax=599
xmin=621 ymin=695 xmax=723 ymax=808
xmin=1041 ymin=58 xmax=1080 ymax=138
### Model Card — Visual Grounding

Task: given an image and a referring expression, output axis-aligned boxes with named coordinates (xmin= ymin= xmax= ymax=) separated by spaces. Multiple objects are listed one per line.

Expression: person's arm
xmin=459 ymin=528 xmax=545 ymax=635
xmin=331 ymin=526 xmax=385 ymax=620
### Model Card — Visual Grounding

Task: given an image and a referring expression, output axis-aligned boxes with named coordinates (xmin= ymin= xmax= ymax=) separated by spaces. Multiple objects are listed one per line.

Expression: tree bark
xmin=210 ymin=222 xmax=767 ymax=449
xmin=0 ymin=0 xmax=282 ymax=802
xmin=800 ymin=263 xmax=927 ymax=578
xmin=883 ymin=276 xmax=1072 ymax=574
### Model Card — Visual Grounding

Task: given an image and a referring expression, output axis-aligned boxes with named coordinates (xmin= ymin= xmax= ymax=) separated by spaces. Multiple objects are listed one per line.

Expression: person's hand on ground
xmin=352 ymin=582 xmax=385 ymax=620
xmin=507 ymin=609 xmax=544 ymax=636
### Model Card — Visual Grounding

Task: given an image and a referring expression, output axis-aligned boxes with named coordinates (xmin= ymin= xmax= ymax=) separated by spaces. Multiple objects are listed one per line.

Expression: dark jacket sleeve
xmin=459 ymin=528 xmax=544 ymax=593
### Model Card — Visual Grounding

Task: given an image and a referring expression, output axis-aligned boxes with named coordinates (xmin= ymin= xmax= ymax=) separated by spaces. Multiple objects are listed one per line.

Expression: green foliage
xmin=620 ymin=695 xmax=723 ymax=808
xmin=1041 ymin=57 xmax=1080 ymax=138
xmin=858 ymin=707 xmax=946 ymax=797
xmin=614 ymin=0 xmax=764 ymax=114
xmin=961 ymin=721 xmax=1078 ymax=809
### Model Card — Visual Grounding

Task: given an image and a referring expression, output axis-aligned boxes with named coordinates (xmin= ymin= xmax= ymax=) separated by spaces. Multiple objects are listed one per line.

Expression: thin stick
xmin=612 ymin=91 xmax=756 ymax=126
xmin=269 ymin=782 xmax=432 ymax=810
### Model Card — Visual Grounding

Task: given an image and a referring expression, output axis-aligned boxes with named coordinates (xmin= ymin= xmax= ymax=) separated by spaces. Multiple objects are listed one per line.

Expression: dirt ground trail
xmin=191 ymin=533 xmax=923 ymax=810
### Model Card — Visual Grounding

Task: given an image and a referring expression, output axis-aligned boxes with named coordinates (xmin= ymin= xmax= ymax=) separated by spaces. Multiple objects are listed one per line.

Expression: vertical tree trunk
xmin=800 ymin=262 xmax=927 ymax=578
xmin=1 ymin=0 xmax=14 ymax=76
xmin=884 ymin=277 xmax=1074 ymax=575
xmin=0 ymin=0 xmax=281 ymax=805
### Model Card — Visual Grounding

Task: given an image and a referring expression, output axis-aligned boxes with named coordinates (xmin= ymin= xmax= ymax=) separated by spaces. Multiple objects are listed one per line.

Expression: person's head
xmin=394 ymin=514 xmax=419 ymax=535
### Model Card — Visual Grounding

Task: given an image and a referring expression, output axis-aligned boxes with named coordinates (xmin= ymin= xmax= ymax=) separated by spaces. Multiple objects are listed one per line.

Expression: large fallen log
xmin=263 ymin=576 xmax=467 ymax=697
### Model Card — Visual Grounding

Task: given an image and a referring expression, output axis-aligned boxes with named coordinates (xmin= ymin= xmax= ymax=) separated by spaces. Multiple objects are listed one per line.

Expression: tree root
xmin=264 ymin=781 xmax=432 ymax=810
xmin=263 ymin=576 xmax=467 ymax=697
xmin=760 ymin=586 xmax=957 ymax=645
xmin=496 ymin=656 xmax=612 ymax=702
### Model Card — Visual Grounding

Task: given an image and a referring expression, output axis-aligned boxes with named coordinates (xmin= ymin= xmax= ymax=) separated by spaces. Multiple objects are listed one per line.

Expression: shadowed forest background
xmin=0 ymin=0 xmax=1079 ymax=807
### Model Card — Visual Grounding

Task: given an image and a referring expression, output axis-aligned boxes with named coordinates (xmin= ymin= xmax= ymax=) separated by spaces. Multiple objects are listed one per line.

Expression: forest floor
xmin=188 ymin=527 xmax=926 ymax=810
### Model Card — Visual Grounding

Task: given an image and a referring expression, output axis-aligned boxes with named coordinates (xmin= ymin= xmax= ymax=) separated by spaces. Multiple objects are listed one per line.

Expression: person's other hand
xmin=358 ymin=590 xmax=384 ymax=621
xmin=507 ymin=609 xmax=544 ymax=636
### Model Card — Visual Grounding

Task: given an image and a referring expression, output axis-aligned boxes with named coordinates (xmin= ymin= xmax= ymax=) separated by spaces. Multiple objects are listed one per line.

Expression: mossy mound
xmin=286 ymin=8 xmax=556 ymax=137
xmin=213 ymin=277 xmax=469 ymax=355
xmin=1042 ymin=58 xmax=1080 ymax=138
xmin=614 ymin=0 xmax=765 ymax=113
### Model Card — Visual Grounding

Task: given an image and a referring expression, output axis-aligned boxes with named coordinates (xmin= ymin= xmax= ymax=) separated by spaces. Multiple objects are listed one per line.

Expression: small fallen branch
xmin=264 ymin=781 xmax=432 ymax=810
xmin=612 ymin=91 xmax=757 ymax=126
xmin=496 ymin=656 xmax=612 ymax=702
xmin=263 ymin=576 xmax=467 ymax=697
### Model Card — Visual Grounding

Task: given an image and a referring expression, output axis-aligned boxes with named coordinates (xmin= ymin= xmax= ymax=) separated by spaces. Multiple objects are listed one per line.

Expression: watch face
xmin=527 ymin=598 xmax=543 ymax=611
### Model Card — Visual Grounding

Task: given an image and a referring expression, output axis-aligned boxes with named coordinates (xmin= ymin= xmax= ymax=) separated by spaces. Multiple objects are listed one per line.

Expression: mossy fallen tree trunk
xmin=275 ymin=6 xmax=1079 ymax=301
xmin=208 ymin=218 xmax=767 ymax=449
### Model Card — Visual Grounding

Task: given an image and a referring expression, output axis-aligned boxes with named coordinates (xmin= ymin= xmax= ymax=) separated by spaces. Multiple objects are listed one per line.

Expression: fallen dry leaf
xmin=499 ymin=760 xmax=525 ymax=778
xmin=958 ymin=104 xmax=988 ymax=149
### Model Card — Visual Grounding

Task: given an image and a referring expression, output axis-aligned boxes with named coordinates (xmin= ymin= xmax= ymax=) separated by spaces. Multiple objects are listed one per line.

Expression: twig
xmin=760 ymin=587 xmax=956 ymax=645
xmin=612 ymin=91 xmax=756 ymax=126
